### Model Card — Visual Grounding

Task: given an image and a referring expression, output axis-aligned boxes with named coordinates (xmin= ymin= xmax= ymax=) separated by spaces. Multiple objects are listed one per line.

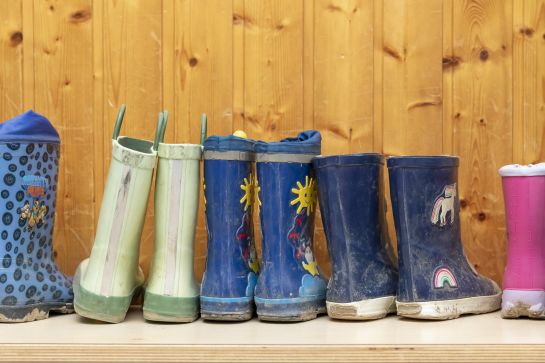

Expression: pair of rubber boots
xmin=0 ymin=111 xmax=73 ymax=322
xmin=500 ymin=163 xmax=545 ymax=319
xmin=316 ymin=154 xmax=500 ymax=320
xmin=73 ymin=106 xmax=203 ymax=323
xmin=200 ymin=130 xmax=327 ymax=322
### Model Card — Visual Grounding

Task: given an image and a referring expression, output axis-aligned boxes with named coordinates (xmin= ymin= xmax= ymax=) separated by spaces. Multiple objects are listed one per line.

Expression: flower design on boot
xmin=290 ymin=175 xmax=317 ymax=215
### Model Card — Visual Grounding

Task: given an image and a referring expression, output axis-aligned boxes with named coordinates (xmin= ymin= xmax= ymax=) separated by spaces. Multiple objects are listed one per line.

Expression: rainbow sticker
xmin=434 ymin=267 xmax=457 ymax=289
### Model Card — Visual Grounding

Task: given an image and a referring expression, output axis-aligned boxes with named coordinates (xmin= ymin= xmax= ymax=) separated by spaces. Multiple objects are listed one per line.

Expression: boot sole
xmin=200 ymin=296 xmax=254 ymax=321
xmin=326 ymin=296 xmax=396 ymax=320
xmin=501 ymin=290 xmax=545 ymax=319
xmin=0 ymin=303 xmax=74 ymax=323
xmin=256 ymin=296 xmax=326 ymax=322
xmin=74 ymin=283 xmax=141 ymax=324
xmin=143 ymin=292 xmax=200 ymax=323
xmin=396 ymin=292 xmax=501 ymax=320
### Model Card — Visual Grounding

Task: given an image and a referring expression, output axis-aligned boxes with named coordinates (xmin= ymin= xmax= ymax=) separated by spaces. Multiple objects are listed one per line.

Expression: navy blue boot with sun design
xmin=200 ymin=133 xmax=259 ymax=321
xmin=254 ymin=131 xmax=326 ymax=322
xmin=0 ymin=111 xmax=73 ymax=322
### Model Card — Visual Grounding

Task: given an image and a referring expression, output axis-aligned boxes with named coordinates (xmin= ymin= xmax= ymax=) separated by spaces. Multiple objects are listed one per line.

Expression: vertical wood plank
xmin=382 ymin=0 xmax=444 ymax=156
xmin=313 ymin=0 xmax=375 ymax=275
xmin=442 ymin=0 xmax=454 ymax=155
xmin=33 ymin=0 xmax=95 ymax=274
xmin=373 ymin=0 xmax=383 ymax=152
xmin=512 ymin=0 xmax=525 ymax=163
xmin=92 ymin=0 xmax=104 ymax=229
xmin=103 ymin=0 xmax=163 ymax=274
xmin=233 ymin=0 xmax=245 ymax=131
xmin=173 ymin=0 xmax=234 ymax=277
xmin=520 ymin=0 xmax=545 ymax=164
xmin=22 ymin=0 xmax=34 ymax=111
xmin=314 ymin=0 xmax=374 ymax=155
xmin=452 ymin=0 xmax=513 ymax=283
xmin=303 ymin=0 xmax=314 ymax=131
xmin=0 ymin=0 xmax=23 ymax=120
xmin=243 ymin=0 xmax=305 ymax=139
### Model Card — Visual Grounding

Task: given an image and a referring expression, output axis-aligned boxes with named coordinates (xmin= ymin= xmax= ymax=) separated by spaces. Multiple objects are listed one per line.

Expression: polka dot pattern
xmin=0 ymin=142 xmax=73 ymax=309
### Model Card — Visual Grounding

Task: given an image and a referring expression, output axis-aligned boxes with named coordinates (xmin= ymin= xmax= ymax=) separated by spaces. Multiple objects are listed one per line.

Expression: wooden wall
xmin=1 ymin=0 xmax=544 ymax=284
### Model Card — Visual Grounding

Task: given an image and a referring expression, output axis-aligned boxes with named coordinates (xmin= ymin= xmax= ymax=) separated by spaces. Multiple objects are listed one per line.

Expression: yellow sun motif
xmin=240 ymin=174 xmax=254 ymax=211
xmin=290 ymin=175 xmax=317 ymax=215
xmin=253 ymin=175 xmax=261 ymax=208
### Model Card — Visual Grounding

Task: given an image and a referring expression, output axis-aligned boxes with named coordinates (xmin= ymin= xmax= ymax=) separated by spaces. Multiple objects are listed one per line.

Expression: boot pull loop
xmin=112 ymin=104 xmax=126 ymax=141
xmin=200 ymin=113 xmax=207 ymax=145
xmin=153 ymin=111 xmax=168 ymax=151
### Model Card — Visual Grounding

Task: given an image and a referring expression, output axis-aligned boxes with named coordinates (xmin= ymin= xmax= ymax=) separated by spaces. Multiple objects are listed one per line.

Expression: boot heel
xmin=326 ymin=296 xmax=396 ymax=320
xmin=74 ymin=283 xmax=136 ymax=324
xmin=143 ymin=292 xmax=199 ymax=322
xmin=200 ymin=296 xmax=254 ymax=321
xmin=255 ymin=296 xmax=326 ymax=322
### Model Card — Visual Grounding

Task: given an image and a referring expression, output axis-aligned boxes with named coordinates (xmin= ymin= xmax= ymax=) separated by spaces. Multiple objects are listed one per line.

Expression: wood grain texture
xmin=32 ymin=0 xmax=95 ymax=274
xmin=2 ymin=344 xmax=545 ymax=362
xmin=101 ymin=0 xmax=163 ymax=274
xmin=1 ymin=0 xmax=544 ymax=284
xmin=382 ymin=0 xmax=444 ymax=156
xmin=0 ymin=0 xmax=23 ymax=121
xmin=452 ymin=0 xmax=513 ymax=283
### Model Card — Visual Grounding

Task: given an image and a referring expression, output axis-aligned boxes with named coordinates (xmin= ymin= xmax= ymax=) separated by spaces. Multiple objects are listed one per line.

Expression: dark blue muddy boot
xmin=254 ymin=131 xmax=326 ymax=322
xmin=0 ymin=111 xmax=73 ymax=322
xmin=200 ymin=133 xmax=259 ymax=321
xmin=313 ymin=153 xmax=397 ymax=320
xmin=387 ymin=156 xmax=501 ymax=320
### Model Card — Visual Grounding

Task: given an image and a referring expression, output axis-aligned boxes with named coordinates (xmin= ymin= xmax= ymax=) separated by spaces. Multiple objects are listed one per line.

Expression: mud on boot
xmin=313 ymin=154 xmax=397 ymax=320
xmin=199 ymin=132 xmax=259 ymax=321
xmin=387 ymin=156 xmax=501 ymax=320
xmin=74 ymin=107 xmax=166 ymax=323
xmin=499 ymin=164 xmax=545 ymax=319
xmin=0 ymin=111 xmax=73 ymax=323
xmin=254 ymin=131 xmax=326 ymax=322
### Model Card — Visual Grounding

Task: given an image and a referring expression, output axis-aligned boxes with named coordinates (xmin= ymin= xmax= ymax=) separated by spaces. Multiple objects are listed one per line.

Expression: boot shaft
xmin=255 ymin=131 xmax=325 ymax=300
xmin=147 ymin=143 xmax=202 ymax=297
xmin=314 ymin=153 xmax=397 ymax=303
xmin=0 ymin=111 xmax=72 ymax=309
xmin=499 ymin=164 xmax=545 ymax=290
xmin=201 ymin=135 xmax=257 ymax=299
xmin=387 ymin=156 xmax=494 ymax=302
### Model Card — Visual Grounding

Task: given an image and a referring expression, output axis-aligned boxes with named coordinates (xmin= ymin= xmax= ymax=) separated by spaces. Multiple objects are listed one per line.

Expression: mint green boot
xmin=143 ymin=114 xmax=206 ymax=322
xmin=74 ymin=106 xmax=167 ymax=323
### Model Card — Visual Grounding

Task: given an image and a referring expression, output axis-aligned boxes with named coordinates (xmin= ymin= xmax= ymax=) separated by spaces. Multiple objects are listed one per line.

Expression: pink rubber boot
xmin=499 ymin=164 xmax=545 ymax=318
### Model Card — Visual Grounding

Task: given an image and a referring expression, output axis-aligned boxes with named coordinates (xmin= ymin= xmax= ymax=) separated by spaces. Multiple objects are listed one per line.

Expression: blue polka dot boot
xmin=0 ymin=111 xmax=73 ymax=323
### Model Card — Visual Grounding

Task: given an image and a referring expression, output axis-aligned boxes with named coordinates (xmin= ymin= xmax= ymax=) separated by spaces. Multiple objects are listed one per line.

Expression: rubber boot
xmin=143 ymin=113 xmax=205 ymax=323
xmin=499 ymin=163 xmax=545 ymax=319
xmin=313 ymin=153 xmax=397 ymax=320
xmin=387 ymin=156 xmax=501 ymax=320
xmin=254 ymin=131 xmax=326 ymax=322
xmin=74 ymin=106 xmax=167 ymax=323
xmin=200 ymin=131 xmax=258 ymax=321
xmin=0 ymin=111 xmax=73 ymax=322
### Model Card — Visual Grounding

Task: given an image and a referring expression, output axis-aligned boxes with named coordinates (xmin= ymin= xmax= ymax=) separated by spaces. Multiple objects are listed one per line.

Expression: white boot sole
xmin=327 ymin=296 xmax=396 ymax=320
xmin=396 ymin=292 xmax=501 ymax=320
xmin=502 ymin=290 xmax=545 ymax=319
